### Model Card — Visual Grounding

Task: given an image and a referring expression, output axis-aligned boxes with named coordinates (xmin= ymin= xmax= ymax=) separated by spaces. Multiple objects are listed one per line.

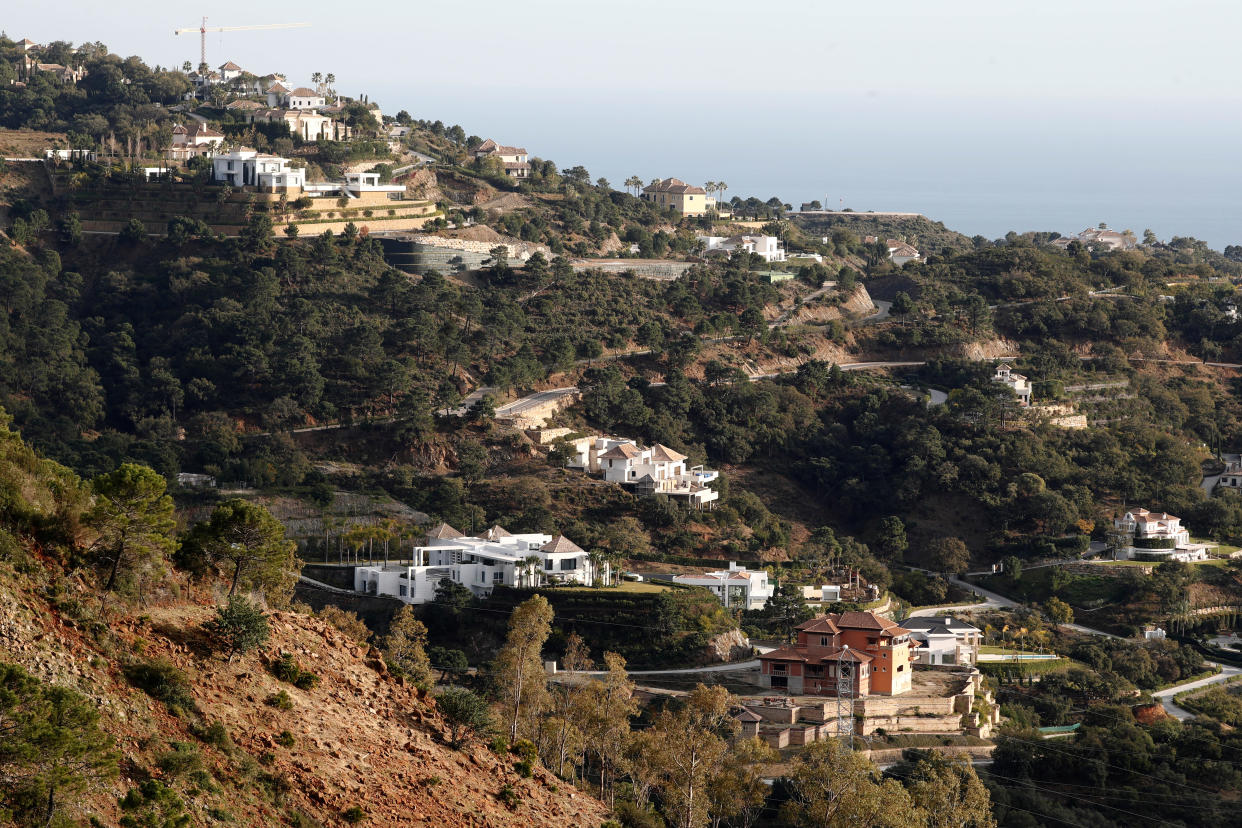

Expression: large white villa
xmin=899 ymin=615 xmax=982 ymax=666
xmin=992 ymin=364 xmax=1032 ymax=406
xmin=1112 ymin=508 xmax=1212 ymax=562
xmin=542 ymin=433 xmax=719 ymax=509
xmin=671 ymin=563 xmax=774 ymax=609
xmin=354 ymin=523 xmax=603 ymax=604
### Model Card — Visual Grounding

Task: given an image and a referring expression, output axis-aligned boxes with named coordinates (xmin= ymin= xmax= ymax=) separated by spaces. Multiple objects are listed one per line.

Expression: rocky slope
xmin=0 ymin=569 xmax=609 ymax=826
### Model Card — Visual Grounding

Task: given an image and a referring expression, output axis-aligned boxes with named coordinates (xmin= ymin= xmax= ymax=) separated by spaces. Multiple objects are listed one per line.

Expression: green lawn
xmin=553 ymin=580 xmax=670 ymax=594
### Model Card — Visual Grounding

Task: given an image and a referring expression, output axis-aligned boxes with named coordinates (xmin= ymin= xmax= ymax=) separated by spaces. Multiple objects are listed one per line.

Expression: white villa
xmin=699 ymin=235 xmax=787 ymax=263
xmin=993 ymin=364 xmax=1032 ymax=406
xmin=672 ymin=563 xmax=774 ymax=609
xmin=169 ymin=122 xmax=225 ymax=160
xmin=474 ymin=139 xmax=531 ymax=178
xmin=899 ymin=615 xmax=982 ymax=666
xmin=1113 ymin=508 xmax=1211 ymax=562
xmin=354 ymin=523 xmax=603 ymax=604
xmin=211 ymin=149 xmax=305 ymax=192
xmin=555 ymin=435 xmax=719 ymax=509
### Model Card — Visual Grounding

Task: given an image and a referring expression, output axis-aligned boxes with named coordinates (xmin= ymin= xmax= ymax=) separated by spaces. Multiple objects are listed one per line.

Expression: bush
xmin=205 ymin=596 xmax=270 ymax=659
xmin=498 ymin=784 xmax=519 ymax=809
xmin=266 ymin=690 xmax=293 ymax=710
xmin=276 ymin=730 xmax=296 ymax=747
xmin=317 ymin=606 xmax=370 ymax=643
xmin=124 ymin=659 xmax=198 ymax=716
xmin=155 ymin=741 xmax=203 ymax=779
xmin=271 ymin=653 xmax=320 ymax=690
xmin=437 ymin=688 xmax=493 ymax=748
xmin=190 ymin=720 xmax=232 ymax=751
xmin=341 ymin=805 xmax=367 ymax=824
xmin=512 ymin=738 xmax=537 ymax=777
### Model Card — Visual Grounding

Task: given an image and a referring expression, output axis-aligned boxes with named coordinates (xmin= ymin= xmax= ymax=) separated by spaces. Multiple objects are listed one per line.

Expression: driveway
xmin=1152 ymin=663 xmax=1242 ymax=720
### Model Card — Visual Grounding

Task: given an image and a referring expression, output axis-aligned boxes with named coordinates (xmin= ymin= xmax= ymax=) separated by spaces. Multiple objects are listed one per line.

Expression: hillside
xmin=0 ymin=578 xmax=606 ymax=826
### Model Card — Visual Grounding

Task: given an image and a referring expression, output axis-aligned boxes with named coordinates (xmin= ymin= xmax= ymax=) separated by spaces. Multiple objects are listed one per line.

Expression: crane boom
xmin=174 ymin=18 xmax=309 ymax=70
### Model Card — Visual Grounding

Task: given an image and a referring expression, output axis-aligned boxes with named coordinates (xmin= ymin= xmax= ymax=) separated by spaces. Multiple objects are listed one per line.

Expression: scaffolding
xmin=835 ymin=645 xmax=857 ymax=749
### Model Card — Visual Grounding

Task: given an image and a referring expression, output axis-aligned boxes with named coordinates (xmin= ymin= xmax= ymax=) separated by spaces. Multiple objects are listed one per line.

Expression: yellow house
xmin=642 ymin=178 xmax=716 ymax=215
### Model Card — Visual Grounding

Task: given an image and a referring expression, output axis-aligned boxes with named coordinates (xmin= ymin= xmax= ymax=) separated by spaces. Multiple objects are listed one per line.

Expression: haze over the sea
xmin=8 ymin=0 xmax=1240 ymax=248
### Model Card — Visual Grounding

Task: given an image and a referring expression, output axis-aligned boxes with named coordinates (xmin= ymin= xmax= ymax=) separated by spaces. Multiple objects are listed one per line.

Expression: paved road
xmin=1153 ymin=663 xmax=1242 ymax=720
xmin=577 ymin=645 xmax=777 ymax=677
xmin=493 ymin=386 xmax=579 ymax=418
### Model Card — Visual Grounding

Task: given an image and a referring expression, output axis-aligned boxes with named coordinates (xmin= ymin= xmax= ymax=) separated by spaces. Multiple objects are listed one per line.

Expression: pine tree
xmin=182 ymin=499 xmax=297 ymax=600
xmin=86 ymin=463 xmax=177 ymax=605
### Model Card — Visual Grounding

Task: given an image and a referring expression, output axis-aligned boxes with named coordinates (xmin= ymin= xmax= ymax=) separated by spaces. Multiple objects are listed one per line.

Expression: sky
xmin=7 ymin=0 xmax=1242 ymax=245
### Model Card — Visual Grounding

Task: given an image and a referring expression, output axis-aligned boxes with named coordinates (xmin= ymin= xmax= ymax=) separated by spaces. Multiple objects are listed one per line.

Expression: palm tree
xmin=717 ymin=181 xmax=728 ymax=208
xmin=624 ymin=175 xmax=643 ymax=196
xmin=311 ymin=71 xmax=323 ymax=91
xmin=523 ymin=555 xmax=543 ymax=588
xmin=325 ymin=72 xmax=335 ymax=92
xmin=704 ymin=181 xmax=717 ymax=204
xmin=587 ymin=550 xmax=606 ymax=587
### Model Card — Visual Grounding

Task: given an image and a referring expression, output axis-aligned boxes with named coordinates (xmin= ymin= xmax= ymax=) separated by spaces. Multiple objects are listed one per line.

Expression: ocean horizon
xmin=372 ymin=86 xmax=1241 ymax=250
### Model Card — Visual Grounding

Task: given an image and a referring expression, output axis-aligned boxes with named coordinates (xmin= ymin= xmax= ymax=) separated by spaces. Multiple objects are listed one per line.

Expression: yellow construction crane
xmin=174 ymin=18 xmax=310 ymax=71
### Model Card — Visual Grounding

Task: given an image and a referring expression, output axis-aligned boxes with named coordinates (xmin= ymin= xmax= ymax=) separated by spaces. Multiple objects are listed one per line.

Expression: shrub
xmin=155 ymin=741 xmax=203 ymax=779
xmin=271 ymin=653 xmax=320 ymax=690
xmin=341 ymin=805 xmax=367 ymax=824
xmin=276 ymin=730 xmax=296 ymax=747
xmin=498 ymin=784 xmax=519 ymax=809
xmin=437 ymin=688 xmax=493 ymax=748
xmin=190 ymin=720 xmax=232 ymax=751
xmin=119 ymin=780 xmax=189 ymax=828
xmin=317 ymin=606 xmax=371 ymax=643
xmin=205 ymin=596 xmax=269 ymax=659
xmin=512 ymin=738 xmax=537 ymax=777
xmin=266 ymin=690 xmax=293 ymax=710
xmin=124 ymin=659 xmax=198 ymax=716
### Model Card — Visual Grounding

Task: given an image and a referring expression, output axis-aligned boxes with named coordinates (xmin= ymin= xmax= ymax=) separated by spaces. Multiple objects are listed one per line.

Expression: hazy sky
xmin=7 ymin=1 xmax=1242 ymax=244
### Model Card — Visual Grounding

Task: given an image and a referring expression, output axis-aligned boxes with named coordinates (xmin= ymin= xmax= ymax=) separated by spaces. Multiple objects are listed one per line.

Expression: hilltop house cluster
xmin=355 ymin=523 xmax=604 ymax=604
xmin=671 ymin=563 xmax=774 ymax=609
xmin=992 ymin=364 xmax=1087 ymax=428
xmin=15 ymin=40 xmax=88 ymax=84
xmin=535 ymin=430 xmax=720 ymax=510
xmin=1111 ymin=508 xmax=1213 ymax=562
xmin=698 ymin=234 xmax=787 ymax=263
xmin=1051 ymin=227 xmax=1137 ymax=252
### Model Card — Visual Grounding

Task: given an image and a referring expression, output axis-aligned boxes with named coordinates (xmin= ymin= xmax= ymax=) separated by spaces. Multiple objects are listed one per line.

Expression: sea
xmin=370 ymin=86 xmax=1242 ymax=250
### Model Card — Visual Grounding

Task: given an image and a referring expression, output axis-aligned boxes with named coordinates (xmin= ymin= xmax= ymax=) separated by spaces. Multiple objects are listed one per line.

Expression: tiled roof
xmin=833 ymin=611 xmax=908 ymax=635
xmin=427 ymin=522 xmax=464 ymax=540
xmin=733 ymin=708 xmax=763 ymax=723
xmin=289 ymin=87 xmax=320 ymax=97
xmin=650 ymin=444 xmax=687 ymax=463
xmin=644 ymin=177 xmax=707 ymax=195
xmin=599 ymin=443 xmax=640 ymax=460
xmin=219 ymin=61 xmax=244 ymax=71
xmin=758 ymin=645 xmax=808 ymax=662
xmin=796 ymin=617 xmax=841 ymax=635
xmin=542 ymin=535 xmax=585 ymax=555
xmin=483 ymin=525 xmax=512 ymax=540
xmin=267 ymin=82 xmax=290 ymax=93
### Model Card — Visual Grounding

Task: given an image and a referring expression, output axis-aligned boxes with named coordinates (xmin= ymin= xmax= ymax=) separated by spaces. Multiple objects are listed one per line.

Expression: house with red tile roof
xmin=1113 ymin=508 xmax=1211 ymax=562
xmin=642 ymin=178 xmax=715 ymax=215
xmin=757 ymin=611 xmax=915 ymax=696
xmin=474 ymin=139 xmax=530 ymax=179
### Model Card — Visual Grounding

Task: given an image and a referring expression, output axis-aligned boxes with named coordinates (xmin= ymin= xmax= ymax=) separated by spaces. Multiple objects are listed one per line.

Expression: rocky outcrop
xmin=704 ymin=628 xmax=752 ymax=663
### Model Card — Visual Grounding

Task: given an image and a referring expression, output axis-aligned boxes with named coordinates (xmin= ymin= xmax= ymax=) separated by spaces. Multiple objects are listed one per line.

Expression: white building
xmin=474 ymin=139 xmax=530 ymax=178
xmin=1143 ymin=625 xmax=1167 ymax=640
xmin=672 ymin=562 xmax=774 ymax=609
xmin=211 ymin=149 xmax=305 ymax=192
xmin=285 ymin=86 xmax=327 ymax=110
xmin=699 ymin=235 xmax=787 ymax=263
xmin=1218 ymin=459 xmax=1242 ymax=490
xmin=899 ymin=615 xmax=982 ymax=666
xmin=217 ymin=61 xmax=245 ymax=82
xmin=1113 ymin=508 xmax=1211 ymax=562
xmin=354 ymin=523 xmax=602 ymax=604
xmin=597 ymin=441 xmax=719 ymax=509
xmin=993 ymin=364 xmax=1032 ymax=406
xmin=169 ymin=122 xmax=225 ymax=160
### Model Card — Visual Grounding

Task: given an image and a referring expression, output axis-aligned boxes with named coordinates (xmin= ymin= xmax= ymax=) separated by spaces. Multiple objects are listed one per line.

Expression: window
xmin=771 ymin=663 xmax=787 ymax=675
xmin=770 ymin=676 xmax=787 ymax=689
xmin=819 ymin=636 xmax=829 ymax=646
xmin=493 ymin=571 xmax=504 ymax=583
xmin=544 ymin=559 xmax=554 ymax=570
xmin=560 ymin=559 xmax=576 ymax=571
xmin=399 ymin=586 xmax=407 ymax=597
